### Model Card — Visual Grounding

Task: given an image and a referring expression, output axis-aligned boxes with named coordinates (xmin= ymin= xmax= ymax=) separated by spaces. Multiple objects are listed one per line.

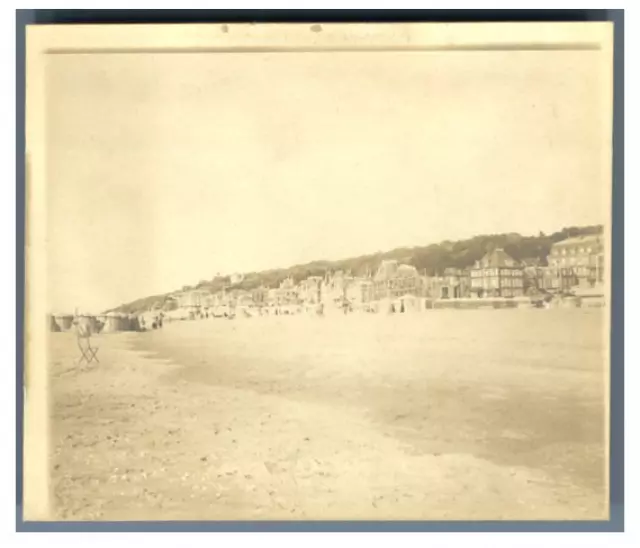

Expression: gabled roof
xmin=552 ymin=234 xmax=603 ymax=248
xmin=396 ymin=264 xmax=418 ymax=278
xmin=374 ymin=260 xmax=398 ymax=281
xmin=475 ymin=248 xmax=520 ymax=268
xmin=521 ymin=257 xmax=541 ymax=267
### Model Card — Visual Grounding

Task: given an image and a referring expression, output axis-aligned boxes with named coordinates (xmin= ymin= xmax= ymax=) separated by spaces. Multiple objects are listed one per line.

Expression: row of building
xmin=168 ymin=235 xmax=605 ymax=315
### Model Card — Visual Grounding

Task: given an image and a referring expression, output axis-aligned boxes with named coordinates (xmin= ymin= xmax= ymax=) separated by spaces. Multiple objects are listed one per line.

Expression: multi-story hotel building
xmin=298 ymin=276 xmax=323 ymax=305
xmin=424 ymin=267 xmax=471 ymax=300
xmin=470 ymin=248 xmax=524 ymax=298
xmin=546 ymin=234 xmax=604 ymax=289
xmin=372 ymin=260 xmax=422 ymax=300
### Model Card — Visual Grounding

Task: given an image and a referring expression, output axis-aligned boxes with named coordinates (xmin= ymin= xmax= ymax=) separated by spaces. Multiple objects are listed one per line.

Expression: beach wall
xmin=432 ymin=298 xmax=529 ymax=310
xmin=580 ymin=296 xmax=606 ymax=308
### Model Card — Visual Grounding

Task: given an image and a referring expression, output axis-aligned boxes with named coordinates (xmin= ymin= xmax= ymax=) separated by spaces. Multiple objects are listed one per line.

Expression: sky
xmin=45 ymin=50 xmax=610 ymax=312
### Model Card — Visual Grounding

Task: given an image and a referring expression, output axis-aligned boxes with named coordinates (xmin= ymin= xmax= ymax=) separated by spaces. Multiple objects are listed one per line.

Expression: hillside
xmin=108 ymin=224 xmax=603 ymax=314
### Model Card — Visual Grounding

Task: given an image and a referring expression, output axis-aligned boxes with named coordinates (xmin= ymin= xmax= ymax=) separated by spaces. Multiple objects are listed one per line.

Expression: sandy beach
xmin=48 ymin=308 xmax=608 ymax=521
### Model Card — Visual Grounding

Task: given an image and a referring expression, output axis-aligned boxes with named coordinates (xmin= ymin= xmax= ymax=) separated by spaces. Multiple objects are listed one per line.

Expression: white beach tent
xmin=101 ymin=312 xmax=121 ymax=333
xmin=74 ymin=314 xmax=100 ymax=335
xmin=379 ymin=297 xmax=395 ymax=314
xmin=54 ymin=313 xmax=74 ymax=331
xmin=48 ymin=314 xmax=61 ymax=332
xmin=97 ymin=314 xmax=110 ymax=333
xmin=399 ymin=293 xmax=421 ymax=312
xmin=139 ymin=311 xmax=154 ymax=329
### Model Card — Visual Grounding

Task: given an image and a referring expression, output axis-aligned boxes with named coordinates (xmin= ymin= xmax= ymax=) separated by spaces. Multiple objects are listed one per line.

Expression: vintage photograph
xmin=24 ymin=23 xmax=614 ymax=522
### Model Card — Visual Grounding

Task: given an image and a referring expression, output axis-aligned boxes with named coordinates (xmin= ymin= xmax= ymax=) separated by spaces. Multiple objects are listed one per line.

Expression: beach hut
xmin=128 ymin=314 xmax=142 ymax=332
xmin=381 ymin=297 xmax=395 ymax=314
xmin=121 ymin=313 xmax=134 ymax=330
xmin=118 ymin=314 xmax=128 ymax=331
xmin=139 ymin=311 xmax=155 ymax=330
xmin=128 ymin=313 xmax=142 ymax=331
xmin=74 ymin=315 xmax=99 ymax=335
xmin=96 ymin=314 xmax=110 ymax=332
xmin=374 ymin=298 xmax=393 ymax=314
xmin=48 ymin=314 xmax=61 ymax=332
xmin=399 ymin=294 xmax=421 ymax=313
xmin=54 ymin=314 xmax=74 ymax=331
xmin=101 ymin=312 xmax=121 ymax=333
xmin=122 ymin=313 xmax=131 ymax=330
xmin=138 ymin=313 xmax=148 ymax=330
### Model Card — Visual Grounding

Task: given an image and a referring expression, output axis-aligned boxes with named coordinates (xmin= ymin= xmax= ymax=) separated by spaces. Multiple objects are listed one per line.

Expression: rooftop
xmin=374 ymin=260 xmax=399 ymax=281
xmin=475 ymin=248 xmax=521 ymax=268
xmin=552 ymin=234 xmax=603 ymax=247
xmin=397 ymin=264 xmax=419 ymax=278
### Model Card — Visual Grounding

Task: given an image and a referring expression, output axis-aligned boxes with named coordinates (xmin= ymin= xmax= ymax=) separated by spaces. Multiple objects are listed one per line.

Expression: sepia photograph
xmin=23 ymin=22 xmax=614 ymax=523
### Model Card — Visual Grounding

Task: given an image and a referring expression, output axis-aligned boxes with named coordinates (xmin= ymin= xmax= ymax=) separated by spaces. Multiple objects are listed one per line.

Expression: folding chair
xmin=75 ymin=317 xmax=100 ymax=365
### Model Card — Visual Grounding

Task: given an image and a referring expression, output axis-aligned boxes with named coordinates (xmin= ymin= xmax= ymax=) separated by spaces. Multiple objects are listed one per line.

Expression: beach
xmin=48 ymin=308 xmax=608 ymax=521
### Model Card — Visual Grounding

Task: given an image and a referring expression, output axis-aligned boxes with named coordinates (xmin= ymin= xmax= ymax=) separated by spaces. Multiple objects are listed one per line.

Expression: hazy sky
xmin=45 ymin=50 xmax=609 ymax=312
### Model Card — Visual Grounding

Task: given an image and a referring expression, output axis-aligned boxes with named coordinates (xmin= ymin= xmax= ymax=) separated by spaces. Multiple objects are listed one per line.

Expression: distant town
xmin=164 ymin=232 xmax=605 ymax=319
xmin=48 ymin=226 xmax=606 ymax=332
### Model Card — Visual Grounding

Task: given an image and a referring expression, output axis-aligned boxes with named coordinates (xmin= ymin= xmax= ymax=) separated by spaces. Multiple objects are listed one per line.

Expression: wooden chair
xmin=74 ymin=316 xmax=100 ymax=364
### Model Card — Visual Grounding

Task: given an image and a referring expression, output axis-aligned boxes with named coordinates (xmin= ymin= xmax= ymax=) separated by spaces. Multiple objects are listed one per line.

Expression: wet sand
xmin=48 ymin=308 xmax=608 ymax=521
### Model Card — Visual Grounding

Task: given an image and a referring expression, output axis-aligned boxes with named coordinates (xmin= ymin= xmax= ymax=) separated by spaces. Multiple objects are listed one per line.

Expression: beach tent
xmin=97 ymin=314 xmax=110 ymax=332
xmin=118 ymin=314 xmax=128 ymax=331
xmin=48 ymin=314 xmax=61 ymax=332
xmin=128 ymin=314 xmax=142 ymax=332
xmin=101 ymin=312 xmax=121 ymax=333
xmin=379 ymin=297 xmax=394 ymax=314
xmin=139 ymin=311 xmax=154 ymax=329
xmin=128 ymin=314 xmax=143 ymax=331
xmin=117 ymin=314 xmax=128 ymax=331
xmin=400 ymin=294 xmax=421 ymax=312
xmin=75 ymin=315 xmax=100 ymax=335
xmin=363 ymin=302 xmax=377 ymax=313
xmin=55 ymin=314 xmax=74 ymax=331
xmin=121 ymin=314 xmax=134 ymax=331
